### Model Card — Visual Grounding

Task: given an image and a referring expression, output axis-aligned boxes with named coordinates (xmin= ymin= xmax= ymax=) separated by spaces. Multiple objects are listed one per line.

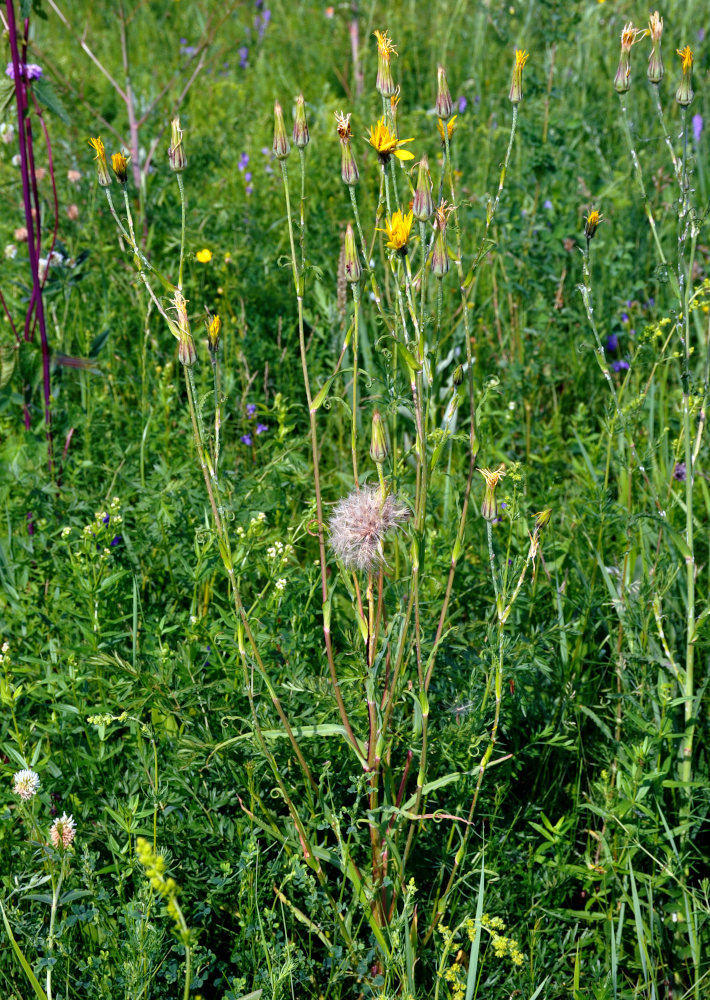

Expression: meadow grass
xmin=1 ymin=1 xmax=709 ymax=997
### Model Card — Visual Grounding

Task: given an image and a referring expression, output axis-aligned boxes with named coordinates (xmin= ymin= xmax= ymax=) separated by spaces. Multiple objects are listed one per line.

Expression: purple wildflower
xmin=693 ymin=114 xmax=703 ymax=143
xmin=102 ymin=513 xmax=110 ymax=524
xmin=457 ymin=95 xmax=467 ymax=113
xmin=5 ymin=61 xmax=43 ymax=80
xmin=673 ymin=462 xmax=686 ymax=481
xmin=698 ymin=28 xmax=705 ymax=42
xmin=246 ymin=184 xmax=253 ymax=196
xmin=621 ymin=312 xmax=629 ymax=323
xmin=110 ymin=535 xmax=122 ymax=547
xmin=611 ymin=360 xmax=629 ymax=372
xmin=181 ymin=44 xmax=198 ymax=57
xmin=241 ymin=434 xmax=253 ymax=446
xmin=543 ymin=199 xmax=553 ymax=210
xmin=245 ymin=171 xmax=252 ymax=182
xmin=261 ymin=147 xmax=271 ymax=156
xmin=256 ymin=423 xmax=268 ymax=435
xmin=238 ymin=152 xmax=249 ymax=171
xmin=246 ymin=403 xmax=257 ymax=418
xmin=605 ymin=333 xmax=619 ymax=352
xmin=238 ymin=46 xmax=249 ymax=68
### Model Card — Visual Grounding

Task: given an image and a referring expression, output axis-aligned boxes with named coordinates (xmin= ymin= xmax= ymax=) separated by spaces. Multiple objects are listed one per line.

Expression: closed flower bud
xmin=453 ymin=365 xmax=464 ymax=386
xmin=344 ymin=223 xmax=361 ymax=283
xmin=508 ymin=49 xmax=528 ymax=104
xmin=675 ymin=46 xmax=694 ymax=107
xmin=533 ymin=508 xmax=552 ymax=533
xmin=171 ymin=290 xmax=196 ymax=367
xmin=413 ymin=156 xmax=434 ymax=222
xmin=370 ymin=409 xmax=388 ymax=464
xmin=647 ymin=11 xmax=664 ymax=84
xmin=374 ymin=29 xmax=397 ymax=98
xmin=431 ymin=201 xmax=452 ymax=278
xmin=340 ymin=136 xmax=359 ymax=185
xmin=293 ymin=94 xmax=309 ymax=148
xmin=207 ymin=313 xmax=221 ymax=353
xmin=88 ymin=136 xmax=112 ymax=187
xmin=111 ymin=151 xmax=128 ymax=184
xmin=168 ymin=118 xmax=187 ymax=172
xmin=273 ymin=101 xmax=290 ymax=160
xmin=436 ymin=65 xmax=453 ymax=120
xmin=614 ymin=24 xmax=636 ymax=94
xmin=478 ymin=464 xmax=506 ymax=522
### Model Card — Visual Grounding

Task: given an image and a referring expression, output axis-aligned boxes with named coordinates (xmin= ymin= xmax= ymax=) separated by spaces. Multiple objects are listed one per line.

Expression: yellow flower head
xmin=196 ymin=248 xmax=213 ymax=263
xmin=378 ymin=209 xmax=413 ymax=252
xmin=584 ymin=209 xmax=603 ymax=240
xmin=88 ymin=136 xmax=111 ymax=186
xmin=374 ymin=29 xmax=397 ymax=62
xmin=677 ymin=45 xmax=693 ymax=73
xmin=111 ymin=152 xmax=128 ymax=183
xmin=88 ymin=136 xmax=105 ymax=160
xmin=207 ymin=314 xmax=221 ymax=351
xmin=374 ymin=29 xmax=397 ymax=96
xmin=367 ymin=117 xmax=414 ymax=163
xmin=509 ymin=49 xmax=529 ymax=103
xmin=437 ymin=115 xmax=457 ymax=146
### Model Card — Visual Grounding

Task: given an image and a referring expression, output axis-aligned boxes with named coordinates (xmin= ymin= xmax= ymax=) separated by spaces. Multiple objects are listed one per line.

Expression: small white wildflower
xmin=329 ymin=486 xmax=410 ymax=571
xmin=508 ymin=400 xmax=516 ymax=410
xmin=267 ymin=546 xmax=277 ymax=559
xmin=275 ymin=578 xmax=287 ymax=591
xmin=189 ymin=615 xmax=198 ymax=624
xmin=258 ymin=512 xmax=266 ymax=521
xmin=236 ymin=526 xmax=245 ymax=537
xmin=82 ymin=524 xmax=93 ymax=536
xmin=4 ymin=243 xmax=17 ymax=260
xmin=111 ymin=496 xmax=120 ymax=507
xmin=102 ymin=547 xmax=110 ymax=557
xmin=50 ymin=813 xmax=76 ymax=849
xmin=11 ymin=153 xmax=21 ymax=166
xmin=60 ymin=526 xmax=71 ymax=538
xmin=13 ymin=769 xmax=40 ymax=800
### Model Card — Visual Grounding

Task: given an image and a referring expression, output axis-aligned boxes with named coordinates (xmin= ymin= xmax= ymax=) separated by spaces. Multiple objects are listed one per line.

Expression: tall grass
xmin=0 ymin=1 xmax=708 ymax=997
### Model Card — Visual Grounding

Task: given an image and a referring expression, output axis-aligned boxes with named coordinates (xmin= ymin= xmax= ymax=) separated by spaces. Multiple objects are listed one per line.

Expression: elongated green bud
xmin=344 ymin=223 xmax=361 ymax=283
xmin=436 ymin=65 xmax=453 ymax=121
xmin=413 ymin=156 xmax=434 ymax=222
xmin=370 ymin=410 xmax=388 ymax=463
xmin=168 ymin=118 xmax=187 ymax=172
xmin=293 ymin=94 xmax=309 ymax=148
xmin=273 ymin=101 xmax=290 ymax=159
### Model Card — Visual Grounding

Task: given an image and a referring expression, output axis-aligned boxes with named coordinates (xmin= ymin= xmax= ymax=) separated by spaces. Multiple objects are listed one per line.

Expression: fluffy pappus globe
xmin=329 ymin=486 xmax=410 ymax=571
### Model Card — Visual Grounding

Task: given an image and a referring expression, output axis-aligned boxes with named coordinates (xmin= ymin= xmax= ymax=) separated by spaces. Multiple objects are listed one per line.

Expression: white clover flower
xmin=329 ymin=486 xmax=410 ymax=571
xmin=13 ymin=769 xmax=40 ymax=800
xmin=50 ymin=813 xmax=76 ymax=849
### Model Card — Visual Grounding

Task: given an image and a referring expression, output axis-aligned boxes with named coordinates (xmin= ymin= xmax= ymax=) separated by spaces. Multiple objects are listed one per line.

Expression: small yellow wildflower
xmin=88 ymin=136 xmax=111 ymax=187
xmin=366 ymin=117 xmax=415 ymax=163
xmin=584 ymin=209 xmax=603 ymax=240
xmin=378 ymin=209 xmax=413 ymax=252
xmin=196 ymin=248 xmax=213 ymax=263
xmin=111 ymin=152 xmax=128 ymax=184
xmin=509 ymin=49 xmax=529 ymax=103
xmin=675 ymin=45 xmax=694 ymax=106
xmin=437 ymin=115 xmax=457 ymax=146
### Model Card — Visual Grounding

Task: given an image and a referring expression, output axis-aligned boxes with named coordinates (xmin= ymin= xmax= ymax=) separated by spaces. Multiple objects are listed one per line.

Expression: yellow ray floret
xmin=367 ymin=118 xmax=414 ymax=161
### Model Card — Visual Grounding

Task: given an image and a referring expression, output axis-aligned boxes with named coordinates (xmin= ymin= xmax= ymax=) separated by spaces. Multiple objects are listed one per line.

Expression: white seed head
xmin=329 ymin=487 xmax=410 ymax=571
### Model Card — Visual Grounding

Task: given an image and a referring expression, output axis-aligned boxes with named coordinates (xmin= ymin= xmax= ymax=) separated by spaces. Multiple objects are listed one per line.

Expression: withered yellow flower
xmin=584 ymin=209 xmax=603 ymax=240
xmin=367 ymin=117 xmax=414 ymax=163
xmin=88 ymin=136 xmax=111 ymax=186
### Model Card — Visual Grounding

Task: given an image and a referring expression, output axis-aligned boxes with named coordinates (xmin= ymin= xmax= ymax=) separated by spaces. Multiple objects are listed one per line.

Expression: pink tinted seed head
xmin=329 ymin=486 xmax=409 ymax=571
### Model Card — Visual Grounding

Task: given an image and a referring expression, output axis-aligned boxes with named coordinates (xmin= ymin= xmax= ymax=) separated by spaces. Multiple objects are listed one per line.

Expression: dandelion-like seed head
xmin=50 ymin=812 xmax=76 ymax=849
xmin=329 ymin=486 xmax=410 ymax=571
xmin=13 ymin=769 xmax=40 ymax=800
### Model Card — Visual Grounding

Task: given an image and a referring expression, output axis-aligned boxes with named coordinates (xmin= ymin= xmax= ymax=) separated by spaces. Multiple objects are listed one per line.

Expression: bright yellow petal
xmin=394 ymin=149 xmax=415 ymax=160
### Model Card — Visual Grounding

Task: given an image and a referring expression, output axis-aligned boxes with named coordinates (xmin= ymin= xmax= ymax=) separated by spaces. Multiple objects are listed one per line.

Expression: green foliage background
xmin=0 ymin=0 xmax=708 ymax=997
